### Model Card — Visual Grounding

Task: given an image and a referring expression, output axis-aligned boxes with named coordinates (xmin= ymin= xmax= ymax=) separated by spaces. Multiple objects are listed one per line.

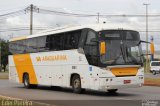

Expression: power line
xmin=38 ymin=7 xmax=160 ymax=18
xmin=39 ymin=8 xmax=97 ymax=17
xmin=1 ymin=27 xmax=160 ymax=32
xmin=1 ymin=4 xmax=160 ymax=20
xmin=0 ymin=9 xmax=25 ymax=18
xmin=0 ymin=28 xmax=47 ymax=32
xmin=2 ymin=4 xmax=160 ymax=35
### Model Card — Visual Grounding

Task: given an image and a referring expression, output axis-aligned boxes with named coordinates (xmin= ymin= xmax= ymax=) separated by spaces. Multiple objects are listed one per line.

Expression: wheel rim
xmin=74 ymin=79 xmax=80 ymax=89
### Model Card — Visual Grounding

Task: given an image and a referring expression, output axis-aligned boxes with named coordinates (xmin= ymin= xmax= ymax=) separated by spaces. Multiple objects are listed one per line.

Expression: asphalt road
xmin=145 ymin=72 xmax=160 ymax=78
xmin=0 ymin=79 xmax=160 ymax=106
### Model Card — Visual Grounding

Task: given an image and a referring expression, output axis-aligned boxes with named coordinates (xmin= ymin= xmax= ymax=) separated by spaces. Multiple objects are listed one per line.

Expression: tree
xmin=0 ymin=39 xmax=9 ymax=72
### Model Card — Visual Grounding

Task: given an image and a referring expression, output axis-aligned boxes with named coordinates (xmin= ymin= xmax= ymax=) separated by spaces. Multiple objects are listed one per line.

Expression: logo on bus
xmin=36 ymin=55 xmax=67 ymax=62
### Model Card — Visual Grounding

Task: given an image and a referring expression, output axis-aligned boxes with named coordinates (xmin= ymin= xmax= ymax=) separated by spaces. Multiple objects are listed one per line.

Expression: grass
xmin=0 ymin=71 xmax=9 ymax=79
xmin=0 ymin=76 xmax=8 ymax=79
xmin=144 ymin=78 xmax=160 ymax=86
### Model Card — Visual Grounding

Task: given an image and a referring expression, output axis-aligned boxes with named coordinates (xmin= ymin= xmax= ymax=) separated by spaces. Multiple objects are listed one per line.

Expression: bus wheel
xmin=107 ymin=89 xmax=118 ymax=93
xmin=72 ymin=75 xmax=82 ymax=94
xmin=23 ymin=74 xmax=31 ymax=89
xmin=153 ymin=71 xmax=156 ymax=75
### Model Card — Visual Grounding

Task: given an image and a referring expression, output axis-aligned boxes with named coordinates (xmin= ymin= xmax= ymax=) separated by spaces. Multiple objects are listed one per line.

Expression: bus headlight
xmin=139 ymin=76 xmax=143 ymax=79
xmin=106 ymin=79 xmax=109 ymax=82
xmin=106 ymin=78 xmax=113 ymax=82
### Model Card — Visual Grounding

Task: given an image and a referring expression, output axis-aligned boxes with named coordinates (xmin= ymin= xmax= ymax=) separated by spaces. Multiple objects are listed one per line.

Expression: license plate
xmin=124 ymin=80 xmax=131 ymax=84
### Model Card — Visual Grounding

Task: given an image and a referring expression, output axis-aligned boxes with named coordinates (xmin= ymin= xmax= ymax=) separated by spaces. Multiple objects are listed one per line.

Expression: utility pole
xmin=0 ymin=36 xmax=1 ymax=71
xmin=30 ymin=4 xmax=33 ymax=35
xmin=25 ymin=4 xmax=39 ymax=35
xmin=143 ymin=3 xmax=150 ymax=72
xmin=97 ymin=12 xmax=100 ymax=23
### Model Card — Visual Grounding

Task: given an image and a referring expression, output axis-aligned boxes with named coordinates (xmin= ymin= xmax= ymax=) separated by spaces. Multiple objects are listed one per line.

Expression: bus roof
xmin=9 ymin=23 xmax=135 ymax=42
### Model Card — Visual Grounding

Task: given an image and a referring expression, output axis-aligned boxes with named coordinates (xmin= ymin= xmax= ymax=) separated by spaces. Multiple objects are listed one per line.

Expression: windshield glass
xmin=100 ymin=30 xmax=143 ymax=65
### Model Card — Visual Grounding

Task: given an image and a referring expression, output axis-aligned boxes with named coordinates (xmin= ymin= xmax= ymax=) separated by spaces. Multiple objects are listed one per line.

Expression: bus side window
xmin=84 ymin=30 xmax=98 ymax=66
xmin=49 ymin=34 xmax=64 ymax=51
xmin=64 ymin=32 xmax=73 ymax=50
xmin=64 ymin=30 xmax=81 ymax=50
xmin=78 ymin=29 xmax=88 ymax=48
xmin=26 ymin=38 xmax=37 ymax=53
xmin=9 ymin=41 xmax=19 ymax=54
xmin=37 ymin=36 xmax=48 ymax=52
xmin=84 ymin=31 xmax=98 ymax=55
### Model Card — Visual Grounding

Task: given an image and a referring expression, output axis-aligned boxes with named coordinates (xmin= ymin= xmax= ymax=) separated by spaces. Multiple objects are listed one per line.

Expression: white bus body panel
xmin=9 ymin=49 xmax=144 ymax=91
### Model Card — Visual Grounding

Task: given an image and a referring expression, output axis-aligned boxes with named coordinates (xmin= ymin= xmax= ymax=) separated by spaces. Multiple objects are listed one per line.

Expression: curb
xmin=144 ymin=84 xmax=160 ymax=87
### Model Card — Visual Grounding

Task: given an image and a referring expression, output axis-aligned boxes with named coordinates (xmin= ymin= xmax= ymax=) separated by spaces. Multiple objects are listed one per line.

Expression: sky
xmin=0 ymin=0 xmax=160 ymax=51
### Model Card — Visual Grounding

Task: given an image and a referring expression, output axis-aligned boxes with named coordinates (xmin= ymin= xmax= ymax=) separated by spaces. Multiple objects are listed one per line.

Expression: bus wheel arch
xmin=23 ymin=73 xmax=30 ymax=88
xmin=70 ymin=73 xmax=80 ymax=86
xmin=23 ymin=73 xmax=37 ymax=89
xmin=70 ymin=73 xmax=82 ymax=93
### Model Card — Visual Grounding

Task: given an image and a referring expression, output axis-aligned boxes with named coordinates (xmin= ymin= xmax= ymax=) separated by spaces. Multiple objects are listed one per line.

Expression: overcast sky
xmin=0 ymin=0 xmax=160 ymax=50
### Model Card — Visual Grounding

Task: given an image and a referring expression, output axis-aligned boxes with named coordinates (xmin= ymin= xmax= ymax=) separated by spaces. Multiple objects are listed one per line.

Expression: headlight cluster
xmin=106 ymin=78 xmax=113 ymax=82
xmin=139 ymin=76 xmax=144 ymax=79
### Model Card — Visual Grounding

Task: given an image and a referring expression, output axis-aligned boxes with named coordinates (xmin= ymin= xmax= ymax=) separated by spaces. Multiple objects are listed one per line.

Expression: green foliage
xmin=0 ymin=39 xmax=9 ymax=71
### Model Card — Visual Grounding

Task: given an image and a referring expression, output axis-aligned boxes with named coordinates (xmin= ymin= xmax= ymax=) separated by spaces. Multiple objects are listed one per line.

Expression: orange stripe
xmin=13 ymin=54 xmax=38 ymax=84
xmin=111 ymin=67 xmax=138 ymax=77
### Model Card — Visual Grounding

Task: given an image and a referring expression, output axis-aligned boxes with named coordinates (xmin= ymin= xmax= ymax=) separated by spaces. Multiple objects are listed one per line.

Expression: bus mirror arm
xmin=138 ymin=40 xmax=151 ymax=45
xmin=142 ymin=53 xmax=152 ymax=56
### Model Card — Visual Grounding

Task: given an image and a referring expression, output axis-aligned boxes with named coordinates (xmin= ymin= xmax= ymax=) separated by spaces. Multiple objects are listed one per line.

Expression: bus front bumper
xmin=98 ymin=76 xmax=144 ymax=91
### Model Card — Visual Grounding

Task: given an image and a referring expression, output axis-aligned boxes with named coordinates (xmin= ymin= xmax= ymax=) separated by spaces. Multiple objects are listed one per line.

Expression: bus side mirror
xmin=100 ymin=41 xmax=106 ymax=55
xmin=150 ymin=42 xmax=155 ymax=54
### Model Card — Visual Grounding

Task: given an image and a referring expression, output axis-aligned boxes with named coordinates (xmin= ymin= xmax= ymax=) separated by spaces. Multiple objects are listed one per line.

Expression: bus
xmin=9 ymin=24 xmax=144 ymax=93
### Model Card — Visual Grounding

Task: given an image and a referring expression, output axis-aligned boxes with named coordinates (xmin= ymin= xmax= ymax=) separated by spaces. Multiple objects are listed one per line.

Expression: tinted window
xmin=125 ymin=31 xmax=140 ymax=41
xmin=64 ymin=30 xmax=81 ymax=50
xmin=84 ymin=30 xmax=98 ymax=66
xmin=49 ymin=33 xmax=64 ymax=51
xmin=9 ymin=30 xmax=81 ymax=54
xmin=152 ymin=62 xmax=160 ymax=66
xmin=9 ymin=40 xmax=26 ymax=54
xmin=84 ymin=30 xmax=97 ymax=55
xmin=86 ymin=31 xmax=97 ymax=45
xmin=26 ymin=38 xmax=37 ymax=53
xmin=100 ymin=30 xmax=140 ymax=41
xmin=37 ymin=36 xmax=49 ymax=52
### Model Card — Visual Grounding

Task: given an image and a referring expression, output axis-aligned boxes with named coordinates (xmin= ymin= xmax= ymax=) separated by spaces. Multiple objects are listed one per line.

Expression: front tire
xmin=72 ymin=75 xmax=82 ymax=94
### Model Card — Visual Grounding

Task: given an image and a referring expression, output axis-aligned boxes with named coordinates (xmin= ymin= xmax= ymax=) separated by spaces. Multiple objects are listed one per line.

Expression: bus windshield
xmin=99 ymin=30 xmax=143 ymax=65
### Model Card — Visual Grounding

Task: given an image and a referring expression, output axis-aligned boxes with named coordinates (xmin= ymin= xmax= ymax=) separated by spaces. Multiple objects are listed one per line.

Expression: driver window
xmin=84 ymin=30 xmax=98 ymax=66
xmin=86 ymin=31 xmax=97 ymax=45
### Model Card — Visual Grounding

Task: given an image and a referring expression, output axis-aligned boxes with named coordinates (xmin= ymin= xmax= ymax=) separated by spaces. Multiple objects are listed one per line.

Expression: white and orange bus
xmin=9 ymin=24 xmax=144 ymax=93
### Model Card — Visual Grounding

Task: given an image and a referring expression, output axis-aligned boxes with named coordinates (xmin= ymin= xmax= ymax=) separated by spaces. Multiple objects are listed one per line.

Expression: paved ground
xmin=145 ymin=72 xmax=160 ymax=78
xmin=0 ymin=79 xmax=160 ymax=106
